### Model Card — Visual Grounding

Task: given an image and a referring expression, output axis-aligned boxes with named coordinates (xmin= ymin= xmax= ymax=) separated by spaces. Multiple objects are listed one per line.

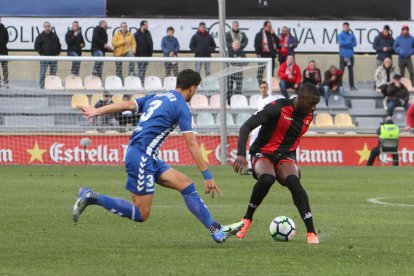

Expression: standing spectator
xmin=302 ymin=60 xmax=322 ymax=89
xmin=254 ymin=21 xmax=279 ymax=82
xmin=227 ymin=40 xmax=246 ymax=104
xmin=338 ymin=22 xmax=357 ymax=91
xmin=404 ymin=103 xmax=414 ymax=132
xmin=91 ymin=20 xmax=112 ymax=79
xmin=189 ymin=22 xmax=216 ymax=77
xmin=0 ymin=17 xmax=9 ymax=88
xmin=225 ymin=21 xmax=248 ymax=51
xmin=393 ymin=25 xmax=414 ymax=84
xmin=34 ymin=21 xmax=61 ymax=89
xmin=112 ymin=22 xmax=136 ymax=82
xmin=161 ymin=27 xmax=180 ymax=77
xmin=278 ymin=26 xmax=298 ymax=64
xmin=65 ymin=21 xmax=85 ymax=76
xmin=134 ymin=20 xmax=153 ymax=84
xmin=386 ymin=74 xmax=409 ymax=116
xmin=278 ymin=55 xmax=301 ymax=99
xmin=322 ymin=65 xmax=344 ymax=106
xmin=375 ymin=57 xmax=396 ymax=97
xmin=373 ymin=25 xmax=394 ymax=67
xmin=94 ymin=90 xmax=119 ymax=132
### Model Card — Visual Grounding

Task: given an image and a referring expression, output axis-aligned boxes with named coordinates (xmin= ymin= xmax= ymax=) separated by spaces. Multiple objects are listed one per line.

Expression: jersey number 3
xmin=140 ymin=100 xmax=163 ymax=122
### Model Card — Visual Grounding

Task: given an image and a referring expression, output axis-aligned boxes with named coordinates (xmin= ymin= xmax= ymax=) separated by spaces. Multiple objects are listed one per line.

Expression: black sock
xmin=285 ymin=175 xmax=316 ymax=233
xmin=244 ymin=174 xmax=276 ymax=220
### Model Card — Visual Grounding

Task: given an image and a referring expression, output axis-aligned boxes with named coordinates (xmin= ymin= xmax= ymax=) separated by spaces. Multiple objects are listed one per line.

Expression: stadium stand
xmin=65 ymin=75 xmax=84 ymax=90
xmin=105 ymin=75 xmax=124 ymax=90
xmin=71 ymin=94 xmax=89 ymax=109
xmin=230 ymin=95 xmax=249 ymax=109
xmin=163 ymin=76 xmax=177 ymax=90
xmin=84 ymin=76 xmax=104 ymax=90
xmin=45 ymin=76 xmax=64 ymax=90
xmin=315 ymin=113 xmax=334 ymax=127
xmin=124 ymin=76 xmax=144 ymax=91
xmin=144 ymin=76 xmax=163 ymax=90
xmin=111 ymin=93 xmax=124 ymax=104
xmin=190 ymin=94 xmax=210 ymax=109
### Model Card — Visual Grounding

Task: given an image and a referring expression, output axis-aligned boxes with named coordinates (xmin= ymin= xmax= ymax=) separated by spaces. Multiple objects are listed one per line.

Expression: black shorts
xmin=250 ymin=152 xmax=297 ymax=180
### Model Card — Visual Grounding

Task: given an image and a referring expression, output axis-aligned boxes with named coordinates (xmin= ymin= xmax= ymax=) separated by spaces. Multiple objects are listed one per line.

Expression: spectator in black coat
xmin=225 ymin=21 xmax=248 ymax=51
xmin=254 ymin=21 xmax=279 ymax=82
xmin=373 ymin=25 xmax=394 ymax=67
xmin=0 ymin=18 xmax=9 ymax=88
xmin=189 ymin=22 xmax=216 ymax=76
xmin=34 ymin=21 xmax=61 ymax=88
xmin=386 ymin=74 xmax=409 ymax=116
xmin=227 ymin=40 xmax=246 ymax=104
xmin=134 ymin=20 xmax=153 ymax=84
xmin=91 ymin=20 xmax=112 ymax=79
xmin=65 ymin=21 xmax=85 ymax=76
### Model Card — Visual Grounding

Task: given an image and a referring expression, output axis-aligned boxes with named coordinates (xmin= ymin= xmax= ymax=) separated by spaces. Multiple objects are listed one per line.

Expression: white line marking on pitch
xmin=367 ymin=196 xmax=414 ymax=207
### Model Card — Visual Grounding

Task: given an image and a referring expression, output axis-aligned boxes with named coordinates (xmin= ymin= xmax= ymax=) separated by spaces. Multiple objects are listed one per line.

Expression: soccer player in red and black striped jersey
xmin=233 ymin=83 xmax=320 ymax=244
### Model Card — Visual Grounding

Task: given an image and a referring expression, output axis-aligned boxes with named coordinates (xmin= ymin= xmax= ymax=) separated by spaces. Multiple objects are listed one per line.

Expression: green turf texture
xmin=0 ymin=166 xmax=413 ymax=275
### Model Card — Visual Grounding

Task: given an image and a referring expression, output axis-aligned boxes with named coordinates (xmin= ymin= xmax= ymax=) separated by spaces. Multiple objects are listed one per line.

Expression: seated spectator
xmin=322 ymin=65 xmax=344 ymax=106
xmin=375 ymin=57 xmax=396 ymax=97
xmin=404 ymin=103 xmax=414 ymax=132
xmin=116 ymin=94 xmax=139 ymax=127
xmin=94 ymin=91 xmax=119 ymax=131
xmin=278 ymin=55 xmax=301 ymax=99
xmin=386 ymin=74 xmax=409 ymax=116
xmin=227 ymin=40 xmax=246 ymax=104
xmin=302 ymin=60 xmax=322 ymax=89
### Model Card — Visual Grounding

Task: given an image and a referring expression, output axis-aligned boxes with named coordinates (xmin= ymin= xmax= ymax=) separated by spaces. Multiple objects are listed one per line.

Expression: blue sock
xmin=181 ymin=183 xmax=221 ymax=233
xmin=89 ymin=193 xmax=143 ymax=222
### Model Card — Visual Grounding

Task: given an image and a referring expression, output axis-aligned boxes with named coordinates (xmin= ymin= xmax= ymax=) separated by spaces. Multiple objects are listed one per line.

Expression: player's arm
xmin=79 ymin=101 xmax=137 ymax=119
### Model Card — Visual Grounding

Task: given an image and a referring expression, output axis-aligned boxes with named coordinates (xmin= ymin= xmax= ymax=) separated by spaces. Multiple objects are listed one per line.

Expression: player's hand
xmin=233 ymin=156 xmax=248 ymax=174
xmin=204 ymin=179 xmax=222 ymax=198
xmin=78 ymin=105 xmax=99 ymax=119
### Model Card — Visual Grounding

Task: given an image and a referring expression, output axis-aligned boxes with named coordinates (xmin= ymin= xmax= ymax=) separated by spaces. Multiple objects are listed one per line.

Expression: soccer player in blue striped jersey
xmin=73 ymin=69 xmax=243 ymax=243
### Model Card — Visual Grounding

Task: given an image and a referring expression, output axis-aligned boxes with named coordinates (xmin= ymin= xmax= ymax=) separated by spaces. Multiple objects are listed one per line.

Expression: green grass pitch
xmin=0 ymin=165 xmax=413 ymax=275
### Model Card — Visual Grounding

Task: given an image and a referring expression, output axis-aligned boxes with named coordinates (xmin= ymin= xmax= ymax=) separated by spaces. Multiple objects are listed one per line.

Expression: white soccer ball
xmin=269 ymin=216 xmax=296 ymax=241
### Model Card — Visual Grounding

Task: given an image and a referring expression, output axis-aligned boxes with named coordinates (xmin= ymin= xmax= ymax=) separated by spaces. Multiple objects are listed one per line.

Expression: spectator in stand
xmin=94 ymin=90 xmax=119 ymax=131
xmin=134 ymin=20 xmax=153 ymax=84
xmin=338 ymin=22 xmax=357 ymax=91
xmin=278 ymin=55 xmax=301 ymax=99
xmin=116 ymin=94 xmax=139 ymax=127
xmin=322 ymin=65 xmax=344 ymax=106
xmin=302 ymin=60 xmax=322 ymax=92
xmin=34 ymin=21 xmax=61 ymax=89
xmin=190 ymin=22 xmax=216 ymax=77
xmin=225 ymin=21 xmax=248 ymax=52
xmin=91 ymin=20 xmax=112 ymax=79
xmin=373 ymin=25 xmax=394 ymax=67
xmin=404 ymin=103 xmax=414 ymax=132
xmin=65 ymin=21 xmax=85 ymax=76
xmin=278 ymin=26 xmax=298 ymax=64
xmin=375 ymin=57 xmax=396 ymax=97
xmin=393 ymin=25 xmax=414 ymax=84
xmin=0 ymin=17 xmax=9 ymax=88
xmin=254 ymin=21 xmax=279 ymax=82
xmin=227 ymin=40 xmax=246 ymax=104
xmin=386 ymin=74 xmax=409 ymax=116
xmin=161 ymin=26 xmax=180 ymax=77
xmin=112 ymin=22 xmax=136 ymax=82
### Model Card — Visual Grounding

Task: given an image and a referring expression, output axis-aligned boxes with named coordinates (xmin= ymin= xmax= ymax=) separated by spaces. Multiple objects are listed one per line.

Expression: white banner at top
xmin=2 ymin=17 xmax=412 ymax=53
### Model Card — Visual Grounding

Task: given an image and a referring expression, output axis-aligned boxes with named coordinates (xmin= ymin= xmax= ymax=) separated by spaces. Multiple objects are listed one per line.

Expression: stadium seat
xmin=216 ymin=112 xmax=235 ymax=126
xmin=400 ymin=77 xmax=414 ymax=92
xmin=242 ymin=77 xmax=259 ymax=92
xmin=65 ymin=75 xmax=84 ymax=90
xmin=196 ymin=113 xmax=215 ymax=126
xmin=84 ymin=76 xmax=104 ymax=90
xmin=105 ymin=75 xmax=124 ymax=91
xmin=45 ymin=76 xmax=64 ymax=90
xmin=124 ymin=76 xmax=144 ymax=91
xmin=163 ymin=76 xmax=177 ymax=90
xmin=210 ymin=94 xmax=223 ymax=109
xmin=315 ymin=113 xmax=334 ymax=127
xmin=132 ymin=93 xmax=145 ymax=100
xmin=317 ymin=98 xmax=327 ymax=108
xmin=355 ymin=117 xmax=383 ymax=128
xmin=334 ymin=113 xmax=355 ymax=127
xmin=249 ymin=95 xmax=261 ymax=109
xmin=272 ymin=77 xmax=281 ymax=91
xmin=190 ymin=94 xmax=210 ymax=109
xmin=392 ymin=108 xmax=406 ymax=127
xmin=71 ymin=94 xmax=89 ymax=109
xmin=90 ymin=94 xmax=102 ymax=107
xmin=328 ymin=95 xmax=347 ymax=108
xmin=105 ymin=130 xmax=119 ymax=134
xmin=200 ymin=77 xmax=220 ymax=91
xmin=230 ymin=95 xmax=249 ymax=109
xmin=236 ymin=112 xmax=252 ymax=126
xmin=111 ymin=93 xmax=124 ymax=104
xmin=144 ymin=76 xmax=163 ymax=91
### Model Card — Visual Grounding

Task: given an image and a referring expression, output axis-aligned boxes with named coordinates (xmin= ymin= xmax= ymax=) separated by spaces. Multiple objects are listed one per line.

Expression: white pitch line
xmin=367 ymin=196 xmax=414 ymax=207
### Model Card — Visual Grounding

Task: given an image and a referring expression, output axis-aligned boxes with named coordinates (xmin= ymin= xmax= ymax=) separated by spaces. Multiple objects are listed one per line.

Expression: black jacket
xmin=228 ymin=48 xmax=246 ymax=67
xmin=386 ymin=83 xmax=409 ymax=102
xmin=0 ymin=23 xmax=9 ymax=55
xmin=134 ymin=30 xmax=153 ymax=57
xmin=254 ymin=29 xmax=279 ymax=56
xmin=34 ymin=31 xmax=61 ymax=56
xmin=225 ymin=30 xmax=248 ymax=50
xmin=189 ymin=31 xmax=216 ymax=57
xmin=91 ymin=26 xmax=108 ymax=53
xmin=65 ymin=29 xmax=85 ymax=56
xmin=373 ymin=33 xmax=394 ymax=61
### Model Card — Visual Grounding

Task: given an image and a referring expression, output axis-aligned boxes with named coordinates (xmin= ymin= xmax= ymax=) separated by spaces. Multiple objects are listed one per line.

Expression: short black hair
xmin=176 ymin=69 xmax=202 ymax=90
xmin=167 ymin=26 xmax=174 ymax=32
xmin=259 ymin=81 xmax=268 ymax=87
xmin=343 ymin=22 xmax=349 ymax=27
xmin=263 ymin=20 xmax=271 ymax=27
xmin=199 ymin=22 xmax=206 ymax=27
xmin=140 ymin=20 xmax=148 ymax=27
xmin=298 ymin=83 xmax=321 ymax=97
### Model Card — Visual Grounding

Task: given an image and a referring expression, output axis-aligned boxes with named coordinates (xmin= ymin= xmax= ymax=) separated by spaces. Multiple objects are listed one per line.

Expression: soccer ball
xmin=269 ymin=216 xmax=296 ymax=241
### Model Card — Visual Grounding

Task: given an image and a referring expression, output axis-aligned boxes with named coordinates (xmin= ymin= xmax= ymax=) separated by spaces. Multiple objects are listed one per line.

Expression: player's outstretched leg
xmin=72 ymin=187 xmax=143 ymax=223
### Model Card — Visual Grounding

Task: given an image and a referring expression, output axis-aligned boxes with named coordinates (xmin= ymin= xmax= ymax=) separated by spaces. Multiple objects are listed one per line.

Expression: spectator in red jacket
xmin=278 ymin=55 xmax=301 ymax=98
xmin=405 ymin=103 xmax=414 ymax=132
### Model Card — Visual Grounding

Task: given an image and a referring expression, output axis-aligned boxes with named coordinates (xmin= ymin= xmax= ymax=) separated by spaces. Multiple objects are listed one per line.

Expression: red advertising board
xmin=1 ymin=135 xmax=414 ymax=166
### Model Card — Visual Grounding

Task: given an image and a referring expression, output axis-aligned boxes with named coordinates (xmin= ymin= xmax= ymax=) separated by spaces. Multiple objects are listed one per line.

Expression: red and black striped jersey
xmin=237 ymin=98 xmax=313 ymax=156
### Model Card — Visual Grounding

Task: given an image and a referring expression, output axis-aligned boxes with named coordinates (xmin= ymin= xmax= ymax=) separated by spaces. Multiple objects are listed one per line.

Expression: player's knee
xmin=258 ymin=174 xmax=276 ymax=187
xmin=138 ymin=207 xmax=151 ymax=222
xmin=285 ymin=175 xmax=305 ymax=195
